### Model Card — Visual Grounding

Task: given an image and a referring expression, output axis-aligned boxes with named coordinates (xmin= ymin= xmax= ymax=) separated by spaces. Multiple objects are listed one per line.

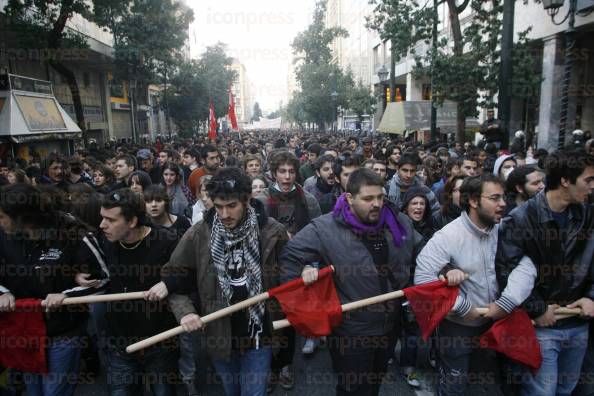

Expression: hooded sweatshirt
xmin=387 ymin=174 xmax=441 ymax=216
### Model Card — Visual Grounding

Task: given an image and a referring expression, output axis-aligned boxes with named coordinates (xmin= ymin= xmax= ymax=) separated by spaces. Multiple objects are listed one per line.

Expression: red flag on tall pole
xmin=208 ymin=100 xmax=217 ymax=141
xmin=228 ymin=89 xmax=238 ymax=131
xmin=0 ymin=299 xmax=48 ymax=373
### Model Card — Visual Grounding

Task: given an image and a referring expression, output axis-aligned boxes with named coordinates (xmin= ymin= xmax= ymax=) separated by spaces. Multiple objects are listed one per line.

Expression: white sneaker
xmin=405 ymin=372 xmax=421 ymax=388
xmin=302 ymin=338 xmax=318 ymax=354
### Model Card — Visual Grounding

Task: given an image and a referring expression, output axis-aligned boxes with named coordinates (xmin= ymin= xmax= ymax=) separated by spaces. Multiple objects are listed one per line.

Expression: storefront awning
xmin=0 ymin=74 xmax=81 ymax=141
xmin=377 ymin=100 xmax=479 ymax=134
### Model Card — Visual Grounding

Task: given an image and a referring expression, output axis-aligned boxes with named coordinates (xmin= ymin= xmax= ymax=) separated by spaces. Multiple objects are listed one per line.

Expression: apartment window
xmin=83 ymin=72 xmax=90 ymax=88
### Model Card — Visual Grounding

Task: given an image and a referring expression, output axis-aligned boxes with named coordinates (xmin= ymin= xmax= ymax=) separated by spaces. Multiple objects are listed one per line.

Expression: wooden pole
xmin=273 ymin=290 xmax=405 ymax=331
xmin=126 ymin=291 xmax=271 ymax=354
xmin=41 ymin=292 xmax=146 ymax=306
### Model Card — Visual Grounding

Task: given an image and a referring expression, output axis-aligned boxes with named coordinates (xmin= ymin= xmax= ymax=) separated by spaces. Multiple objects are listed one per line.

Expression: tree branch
xmin=456 ymin=0 xmax=471 ymax=14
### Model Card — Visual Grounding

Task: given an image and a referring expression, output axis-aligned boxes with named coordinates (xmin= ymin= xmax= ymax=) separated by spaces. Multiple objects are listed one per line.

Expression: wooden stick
xmin=126 ymin=291 xmax=271 ymax=353
xmin=273 ymin=290 xmax=405 ymax=331
xmin=475 ymin=306 xmax=582 ymax=317
xmin=125 ymin=265 xmax=337 ymax=353
xmin=274 ymin=301 xmax=584 ymax=331
xmin=38 ymin=292 xmax=147 ymax=307
xmin=60 ymin=292 xmax=146 ymax=305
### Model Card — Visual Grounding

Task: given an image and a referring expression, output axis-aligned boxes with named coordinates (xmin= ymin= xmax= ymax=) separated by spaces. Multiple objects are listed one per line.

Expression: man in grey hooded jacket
xmin=387 ymin=154 xmax=440 ymax=215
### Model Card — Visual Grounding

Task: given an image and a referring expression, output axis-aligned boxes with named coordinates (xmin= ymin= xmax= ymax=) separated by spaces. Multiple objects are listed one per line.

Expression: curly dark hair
xmin=205 ymin=167 xmax=252 ymax=202
xmin=268 ymin=150 xmax=300 ymax=180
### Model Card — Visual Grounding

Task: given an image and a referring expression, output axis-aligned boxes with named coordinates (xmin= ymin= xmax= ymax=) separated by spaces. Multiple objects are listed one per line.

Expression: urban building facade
xmin=228 ymin=58 xmax=253 ymax=127
xmin=325 ymin=0 xmax=594 ymax=150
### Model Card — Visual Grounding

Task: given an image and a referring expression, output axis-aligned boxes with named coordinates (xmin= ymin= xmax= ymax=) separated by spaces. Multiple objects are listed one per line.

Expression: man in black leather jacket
xmin=485 ymin=150 xmax=594 ymax=395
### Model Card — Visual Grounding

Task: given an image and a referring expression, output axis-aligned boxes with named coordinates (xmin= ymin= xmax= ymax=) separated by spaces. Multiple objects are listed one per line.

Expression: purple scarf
xmin=333 ymin=193 xmax=407 ymax=246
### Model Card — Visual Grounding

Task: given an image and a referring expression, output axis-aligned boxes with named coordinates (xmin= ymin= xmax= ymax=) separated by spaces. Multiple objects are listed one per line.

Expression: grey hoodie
xmin=387 ymin=174 xmax=441 ymax=215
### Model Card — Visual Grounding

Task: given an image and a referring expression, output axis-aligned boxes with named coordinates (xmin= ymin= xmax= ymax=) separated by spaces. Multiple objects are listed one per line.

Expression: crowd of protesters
xmin=0 ymin=129 xmax=593 ymax=396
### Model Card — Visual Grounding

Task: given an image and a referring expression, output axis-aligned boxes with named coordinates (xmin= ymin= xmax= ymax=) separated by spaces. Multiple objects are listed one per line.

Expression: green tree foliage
xmin=110 ymin=0 xmax=193 ymax=99
xmin=289 ymin=1 xmax=352 ymax=130
xmin=165 ymin=43 xmax=236 ymax=138
xmin=197 ymin=43 xmax=237 ymax=117
xmin=348 ymin=80 xmax=377 ymax=122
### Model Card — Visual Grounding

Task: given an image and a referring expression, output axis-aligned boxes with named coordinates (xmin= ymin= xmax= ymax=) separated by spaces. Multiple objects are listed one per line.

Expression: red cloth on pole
xmin=228 ymin=90 xmax=238 ymax=130
xmin=269 ymin=267 xmax=342 ymax=337
xmin=403 ymin=280 xmax=459 ymax=340
xmin=479 ymin=309 xmax=542 ymax=371
xmin=0 ymin=299 xmax=47 ymax=373
xmin=208 ymin=100 xmax=217 ymax=141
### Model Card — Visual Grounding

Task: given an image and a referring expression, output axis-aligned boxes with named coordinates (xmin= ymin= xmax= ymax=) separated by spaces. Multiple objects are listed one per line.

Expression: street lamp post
xmin=542 ymin=0 xmax=578 ymax=149
xmin=331 ymin=91 xmax=339 ymax=132
xmin=377 ymin=65 xmax=389 ymax=111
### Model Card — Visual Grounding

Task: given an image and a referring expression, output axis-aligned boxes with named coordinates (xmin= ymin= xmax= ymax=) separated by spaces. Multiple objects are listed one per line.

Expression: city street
xmin=74 ymin=338 xmax=436 ymax=396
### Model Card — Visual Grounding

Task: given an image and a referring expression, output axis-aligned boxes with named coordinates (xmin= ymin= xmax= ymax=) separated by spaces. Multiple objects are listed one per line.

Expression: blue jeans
xmin=179 ymin=331 xmax=201 ymax=384
xmin=107 ymin=345 xmax=178 ymax=396
xmin=88 ymin=302 xmax=108 ymax=365
xmin=211 ymin=346 xmax=272 ymax=396
xmin=22 ymin=337 xmax=81 ymax=396
xmin=521 ymin=324 xmax=588 ymax=396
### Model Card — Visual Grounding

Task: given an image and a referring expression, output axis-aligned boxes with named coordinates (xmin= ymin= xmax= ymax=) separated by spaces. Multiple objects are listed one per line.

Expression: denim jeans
xmin=521 ymin=323 xmax=588 ymax=396
xmin=573 ymin=322 xmax=594 ymax=396
xmin=400 ymin=305 xmax=421 ymax=370
xmin=211 ymin=345 xmax=272 ymax=396
xmin=435 ymin=319 xmax=499 ymax=396
xmin=179 ymin=331 xmax=201 ymax=384
xmin=327 ymin=333 xmax=396 ymax=396
xmin=22 ymin=337 xmax=81 ymax=396
xmin=107 ymin=345 xmax=178 ymax=396
xmin=88 ymin=302 xmax=108 ymax=365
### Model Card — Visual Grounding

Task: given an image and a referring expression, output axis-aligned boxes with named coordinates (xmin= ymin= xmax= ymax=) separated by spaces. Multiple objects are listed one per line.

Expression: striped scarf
xmin=210 ymin=206 xmax=265 ymax=347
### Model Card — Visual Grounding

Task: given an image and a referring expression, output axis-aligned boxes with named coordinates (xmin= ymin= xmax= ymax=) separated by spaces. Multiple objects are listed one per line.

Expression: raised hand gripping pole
xmin=126 ymin=265 xmax=337 ymax=354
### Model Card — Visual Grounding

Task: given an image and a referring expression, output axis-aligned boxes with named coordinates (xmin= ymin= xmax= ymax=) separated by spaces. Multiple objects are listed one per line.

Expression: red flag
xmin=228 ymin=90 xmax=238 ymax=130
xmin=208 ymin=100 xmax=217 ymax=141
xmin=479 ymin=309 xmax=542 ymax=370
xmin=403 ymin=280 xmax=459 ymax=340
xmin=0 ymin=299 xmax=47 ymax=373
xmin=269 ymin=267 xmax=342 ymax=337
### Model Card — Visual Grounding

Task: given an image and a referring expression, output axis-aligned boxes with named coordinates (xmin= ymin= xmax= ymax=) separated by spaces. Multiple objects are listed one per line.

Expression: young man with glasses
xmin=161 ymin=168 xmax=287 ymax=396
xmin=415 ymin=173 xmax=507 ymax=395
xmin=99 ymin=189 xmax=180 ymax=396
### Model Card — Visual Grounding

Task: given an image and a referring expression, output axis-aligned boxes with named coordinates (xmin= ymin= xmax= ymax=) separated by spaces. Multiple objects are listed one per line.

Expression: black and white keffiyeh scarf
xmin=210 ymin=206 xmax=265 ymax=347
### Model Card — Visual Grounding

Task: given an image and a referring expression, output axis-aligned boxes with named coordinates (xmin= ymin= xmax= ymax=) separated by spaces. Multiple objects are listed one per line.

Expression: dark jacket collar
xmin=204 ymin=198 xmax=269 ymax=229
xmin=534 ymin=190 xmax=584 ymax=224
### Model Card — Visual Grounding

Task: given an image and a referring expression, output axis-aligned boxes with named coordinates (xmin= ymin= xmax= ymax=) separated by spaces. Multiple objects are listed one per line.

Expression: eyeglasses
xmin=207 ymin=180 xmax=236 ymax=190
xmin=481 ymin=194 xmax=505 ymax=203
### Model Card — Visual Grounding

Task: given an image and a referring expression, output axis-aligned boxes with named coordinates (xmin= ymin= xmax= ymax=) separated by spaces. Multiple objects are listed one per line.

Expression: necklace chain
xmin=119 ymin=227 xmax=149 ymax=250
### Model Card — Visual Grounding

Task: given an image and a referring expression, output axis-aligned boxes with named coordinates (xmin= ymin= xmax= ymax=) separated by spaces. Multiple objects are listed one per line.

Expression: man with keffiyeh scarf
xmin=280 ymin=168 xmax=423 ymax=396
xmin=162 ymin=168 xmax=287 ymax=396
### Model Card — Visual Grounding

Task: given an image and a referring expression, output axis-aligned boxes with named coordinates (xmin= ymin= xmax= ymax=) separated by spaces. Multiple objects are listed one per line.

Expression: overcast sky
xmin=187 ymin=0 xmax=317 ymax=112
